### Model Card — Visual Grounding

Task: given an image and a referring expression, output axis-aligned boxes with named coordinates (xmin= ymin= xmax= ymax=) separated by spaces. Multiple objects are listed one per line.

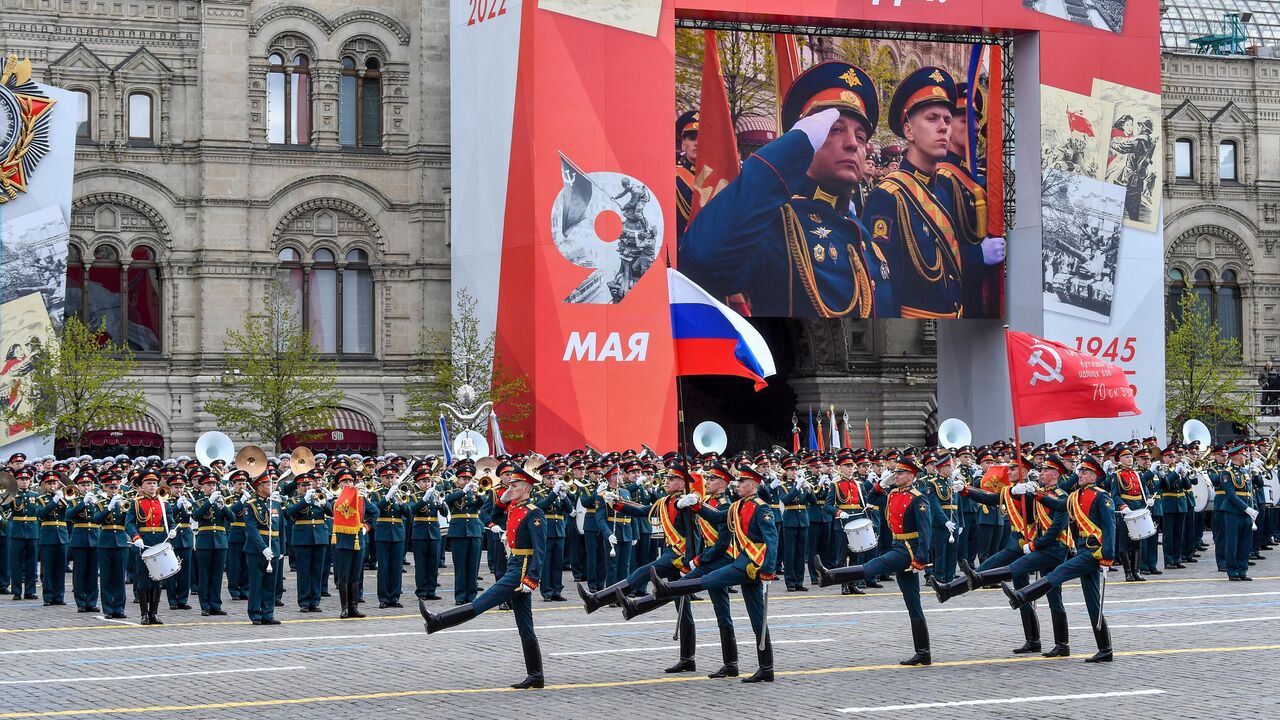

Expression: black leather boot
xmin=616 ymin=589 xmax=673 ymax=620
xmin=927 ymin=575 xmax=969 ymax=604
xmin=969 ymin=564 xmax=1013 ymax=590
xmin=1001 ymin=577 xmax=1053 ymax=609
xmin=813 ymin=555 xmax=862 ymax=588
xmin=665 ymin=621 xmax=696 ymax=673
xmin=1085 ymin=616 xmax=1113 ymax=663
xmin=650 ymin=567 xmax=703 ymax=599
xmin=139 ymin=590 xmax=153 ymax=625
xmin=511 ymin=635 xmax=545 ymax=688
xmin=1012 ymin=602 xmax=1042 ymax=654
xmin=708 ymin=627 xmax=739 ymax=678
xmin=900 ymin=618 xmax=931 ymax=666
xmin=149 ymin=588 xmax=163 ymax=625
xmin=347 ymin=584 xmax=365 ymax=618
xmin=741 ymin=632 xmax=773 ymax=683
xmin=1128 ymin=549 xmax=1145 ymax=581
xmin=338 ymin=583 xmax=351 ymax=619
xmin=577 ymin=580 xmax=626 ymax=614
xmin=421 ymin=601 xmax=476 ymax=634
xmin=1042 ymin=610 xmax=1070 ymax=657
xmin=1119 ymin=547 xmax=1136 ymax=581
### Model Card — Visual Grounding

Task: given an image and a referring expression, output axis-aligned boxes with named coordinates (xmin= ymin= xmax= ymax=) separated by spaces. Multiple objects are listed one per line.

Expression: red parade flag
xmin=863 ymin=419 xmax=872 ymax=451
xmin=1066 ymin=110 xmax=1095 ymax=137
xmin=1005 ymin=329 xmax=1140 ymax=428
xmin=773 ymin=33 xmax=801 ymax=117
xmin=690 ymin=30 xmax=740 ymax=220
xmin=815 ymin=413 xmax=826 ymax=452
xmin=792 ymin=418 xmax=801 ymax=453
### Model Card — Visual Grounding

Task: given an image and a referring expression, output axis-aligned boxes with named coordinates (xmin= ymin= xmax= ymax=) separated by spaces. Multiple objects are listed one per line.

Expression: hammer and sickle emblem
xmin=694 ymin=165 xmax=729 ymax=206
xmin=562 ymin=168 xmax=577 ymax=185
xmin=1027 ymin=343 xmax=1064 ymax=385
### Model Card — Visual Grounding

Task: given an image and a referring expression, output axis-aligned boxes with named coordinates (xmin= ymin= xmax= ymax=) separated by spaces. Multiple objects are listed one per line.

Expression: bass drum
xmin=1266 ymin=470 xmax=1280 ymax=507
xmin=1191 ymin=472 xmax=1213 ymax=513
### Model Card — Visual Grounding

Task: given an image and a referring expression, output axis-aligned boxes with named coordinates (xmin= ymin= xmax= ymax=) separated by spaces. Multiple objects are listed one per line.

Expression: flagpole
xmin=1003 ymin=325 xmax=1021 ymax=454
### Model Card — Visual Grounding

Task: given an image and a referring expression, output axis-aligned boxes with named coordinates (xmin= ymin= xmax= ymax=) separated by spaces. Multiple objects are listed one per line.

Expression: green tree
xmin=1165 ymin=292 xmax=1252 ymax=435
xmin=204 ymin=280 xmax=345 ymax=450
xmin=1 ymin=316 xmax=146 ymax=455
xmin=676 ymin=28 xmax=777 ymax=123
xmin=404 ymin=288 xmax=529 ymax=443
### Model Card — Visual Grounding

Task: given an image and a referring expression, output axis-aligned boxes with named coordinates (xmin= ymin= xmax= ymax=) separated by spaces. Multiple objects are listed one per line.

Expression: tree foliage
xmin=675 ymin=28 xmax=777 ymax=123
xmin=404 ymin=288 xmax=530 ymax=441
xmin=1 ymin=316 xmax=146 ymax=455
xmin=1165 ymin=291 xmax=1252 ymax=435
xmin=204 ymin=280 xmax=345 ymax=450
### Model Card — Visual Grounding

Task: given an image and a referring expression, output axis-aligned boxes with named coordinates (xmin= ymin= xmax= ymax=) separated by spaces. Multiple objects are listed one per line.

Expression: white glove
xmin=945 ymin=520 xmax=957 ymax=533
xmin=1011 ymin=482 xmax=1029 ymax=496
xmin=53 ymin=490 xmax=64 ymax=503
xmin=1103 ymin=460 xmax=1115 ymax=473
xmin=595 ymin=481 xmax=608 ymax=495
xmin=488 ymin=524 xmax=504 ymax=535
xmin=603 ymin=491 xmax=618 ymax=505
xmin=770 ymin=479 xmax=783 ymax=490
xmin=836 ymin=511 xmax=849 ymax=520
xmin=110 ymin=495 xmax=124 ymax=510
xmin=240 ymin=490 xmax=251 ymax=503
xmin=304 ymin=489 xmax=316 ymax=503
xmin=263 ymin=547 xmax=274 ymax=561
xmin=950 ymin=479 xmax=965 ymax=492
xmin=166 ymin=528 xmax=177 ymax=540
xmin=676 ymin=493 xmax=699 ymax=509
xmin=463 ymin=481 xmax=478 ymax=493
xmin=1246 ymin=507 xmax=1260 ymax=520
xmin=269 ymin=491 xmax=281 ymax=503
xmin=132 ymin=538 xmax=144 ymax=549
xmin=1119 ymin=505 xmax=1133 ymax=515
xmin=794 ymin=107 xmax=840 ymax=151
xmin=981 ymin=236 xmax=1006 ymax=265
xmin=1145 ymin=497 xmax=1155 ymax=508
xmin=878 ymin=474 xmax=894 ymax=489
xmin=514 ymin=580 xmax=530 ymax=593
xmin=1023 ymin=542 xmax=1033 ymax=554
xmin=178 ymin=496 xmax=192 ymax=510
xmin=553 ymin=480 xmax=566 ymax=494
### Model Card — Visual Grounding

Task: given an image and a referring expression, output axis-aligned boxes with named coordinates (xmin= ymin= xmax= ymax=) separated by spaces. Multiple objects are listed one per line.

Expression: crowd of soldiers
xmin=2 ymin=435 xmax=1276 ymax=689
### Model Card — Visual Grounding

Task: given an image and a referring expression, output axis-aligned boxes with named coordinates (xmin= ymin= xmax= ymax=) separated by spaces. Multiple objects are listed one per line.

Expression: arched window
xmin=1174 ymin=139 xmax=1193 ymax=180
xmin=1193 ymin=268 xmax=1213 ymax=309
xmin=72 ymin=89 xmax=92 ymax=141
xmin=266 ymin=51 xmax=311 ymax=145
xmin=1166 ymin=267 xmax=1187 ymax=330
xmin=342 ymin=249 xmax=374 ymax=354
xmin=339 ymin=56 xmax=382 ymax=147
xmin=308 ymin=248 xmax=338 ymax=353
xmin=276 ymin=245 xmax=375 ymax=356
xmin=128 ymin=92 xmax=153 ymax=141
xmin=1219 ymin=140 xmax=1238 ymax=182
xmin=1218 ymin=269 xmax=1242 ymax=344
xmin=64 ymin=243 xmax=163 ymax=353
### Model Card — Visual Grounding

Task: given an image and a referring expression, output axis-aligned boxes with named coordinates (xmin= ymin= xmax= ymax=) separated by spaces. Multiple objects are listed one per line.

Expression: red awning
xmin=72 ymin=416 xmax=164 ymax=448
xmin=280 ymin=408 xmax=378 ymax=453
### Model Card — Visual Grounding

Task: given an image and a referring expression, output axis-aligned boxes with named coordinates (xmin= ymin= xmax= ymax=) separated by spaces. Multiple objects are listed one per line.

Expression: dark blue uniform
xmin=285 ymin=491 xmax=331 ymax=611
xmin=935 ymin=151 xmax=990 ymax=317
xmin=35 ymin=490 xmax=69 ymax=605
xmin=409 ymin=489 xmax=445 ymax=600
xmin=192 ymin=493 xmax=234 ymax=614
xmin=66 ymin=494 xmax=101 ymax=610
xmin=164 ymin=494 xmax=194 ymax=609
xmin=1221 ymin=462 xmax=1258 ymax=579
xmin=372 ymin=487 xmax=408 ymax=606
xmin=242 ymin=492 xmax=284 ymax=624
xmin=445 ymin=484 xmax=485 ymax=603
xmin=7 ymin=485 xmax=39 ymax=599
xmin=93 ymin=493 xmax=131 ymax=617
xmin=534 ymin=486 xmax=570 ymax=600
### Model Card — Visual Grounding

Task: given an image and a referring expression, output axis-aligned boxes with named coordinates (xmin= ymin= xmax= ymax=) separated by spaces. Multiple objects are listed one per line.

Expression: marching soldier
xmin=1003 ymin=455 xmax=1115 ymax=663
xmin=285 ymin=471 xmax=330 ymax=612
xmin=778 ymin=456 xmax=814 ymax=591
xmin=409 ymin=467 xmax=445 ymax=601
xmin=579 ymin=461 xmax=609 ymax=591
xmin=1158 ymin=447 xmax=1187 ymax=570
xmin=372 ymin=465 xmax=409 ymax=609
xmin=1221 ymin=444 xmax=1260 ymax=581
xmin=862 ymin=66 xmax=963 ymax=319
xmin=534 ymin=463 xmax=571 ymax=601
xmin=66 ymin=473 xmax=101 ymax=612
xmin=1108 ymin=446 xmax=1147 ymax=581
xmin=225 ymin=471 xmax=250 ymax=600
xmin=192 ymin=470 xmax=232 ymax=616
xmin=922 ymin=452 xmax=961 ymax=583
xmin=445 ymin=460 xmax=484 ymax=604
xmin=815 ymin=456 xmax=934 ymax=666
xmin=679 ymin=61 xmax=886 ymax=318
xmin=164 ymin=475 xmax=194 ymax=610
xmin=34 ymin=471 xmax=69 ymax=606
xmin=125 ymin=470 xmax=170 ymax=625
xmin=956 ymin=447 xmax=982 ymax=564
xmin=94 ymin=475 xmax=130 ymax=619
xmin=807 ymin=457 xmax=835 ymax=587
xmin=482 ymin=465 xmax=510 ymax=591
xmin=331 ymin=468 xmax=375 ymax=618
xmin=831 ymin=451 xmax=871 ymax=594
xmin=1135 ymin=448 xmax=1163 ymax=575
xmin=650 ymin=465 xmax=779 ymax=683
xmin=421 ymin=466 xmax=548 ymax=689
xmin=242 ymin=471 xmax=283 ymax=625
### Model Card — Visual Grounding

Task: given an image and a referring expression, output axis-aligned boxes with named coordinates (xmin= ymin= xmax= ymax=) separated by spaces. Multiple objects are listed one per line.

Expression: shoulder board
xmin=751 ymin=497 xmax=767 ymax=505
xmin=909 ymin=488 xmax=923 ymax=497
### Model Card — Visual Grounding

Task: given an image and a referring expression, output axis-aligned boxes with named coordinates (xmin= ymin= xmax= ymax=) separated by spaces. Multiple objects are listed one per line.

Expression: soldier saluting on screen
xmin=862 ymin=66 xmax=965 ymax=319
xmin=679 ymin=61 xmax=889 ymax=318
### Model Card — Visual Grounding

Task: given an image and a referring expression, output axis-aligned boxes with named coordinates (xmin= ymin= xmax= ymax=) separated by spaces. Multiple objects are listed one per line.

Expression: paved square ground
xmin=2 ymin=548 xmax=1277 ymax=719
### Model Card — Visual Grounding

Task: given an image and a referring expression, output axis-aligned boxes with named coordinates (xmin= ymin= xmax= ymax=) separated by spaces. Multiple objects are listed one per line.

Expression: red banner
xmin=690 ymin=30 xmax=739 ymax=220
xmin=1005 ymin=330 xmax=1140 ymax=427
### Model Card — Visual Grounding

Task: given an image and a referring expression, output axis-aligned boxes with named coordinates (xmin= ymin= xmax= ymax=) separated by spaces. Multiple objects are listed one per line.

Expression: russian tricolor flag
xmin=668 ymin=268 xmax=776 ymax=390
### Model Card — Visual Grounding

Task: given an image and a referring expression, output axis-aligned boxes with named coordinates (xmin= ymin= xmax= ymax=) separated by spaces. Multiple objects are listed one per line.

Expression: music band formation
xmin=3 ymin=431 xmax=1275 ymax=690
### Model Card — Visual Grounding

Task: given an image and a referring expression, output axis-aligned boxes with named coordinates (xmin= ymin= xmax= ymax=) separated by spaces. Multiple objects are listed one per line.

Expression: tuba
xmin=938 ymin=418 xmax=972 ymax=450
xmin=692 ymin=421 xmax=728 ymax=455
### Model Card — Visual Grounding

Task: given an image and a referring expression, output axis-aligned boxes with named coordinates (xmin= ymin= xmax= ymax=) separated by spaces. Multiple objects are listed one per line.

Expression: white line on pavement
xmin=834 ymin=688 xmax=1166 ymax=713
xmin=98 ymin=616 xmax=140 ymax=626
xmin=550 ymin=638 xmax=832 ymax=656
xmin=0 ymin=665 xmax=304 ymax=686
xmin=1070 ymin=615 xmax=1280 ymax=630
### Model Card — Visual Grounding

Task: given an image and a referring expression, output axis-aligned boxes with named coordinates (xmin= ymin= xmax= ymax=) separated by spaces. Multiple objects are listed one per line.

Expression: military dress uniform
xmin=956 ymin=461 xmax=982 ymax=564
xmin=66 ymin=492 xmax=101 ymax=611
xmin=1108 ymin=461 xmax=1148 ymax=581
xmin=816 ymin=465 xmax=934 ymax=666
xmin=164 ymin=490 xmax=194 ymax=610
xmin=780 ymin=474 xmax=814 ymax=591
xmin=921 ymin=464 xmax=961 ymax=583
xmin=862 ymin=67 xmax=963 ymax=319
xmin=125 ymin=487 xmax=171 ymax=624
xmin=831 ymin=464 xmax=873 ymax=593
xmin=675 ymin=110 xmax=698 ymax=239
xmin=242 ymin=485 xmax=284 ymax=625
xmin=444 ymin=468 xmax=485 ymax=603
xmin=34 ymin=482 xmax=70 ymax=605
xmin=679 ymin=62 xmax=886 ymax=319
xmin=652 ymin=479 xmax=780 ymax=683
xmin=330 ymin=471 xmax=375 ymax=619
xmin=1004 ymin=456 xmax=1116 ymax=663
xmin=482 ymin=486 xmax=509 ymax=584
xmin=372 ymin=480 xmax=409 ymax=608
xmin=1221 ymin=453 xmax=1259 ymax=580
xmin=806 ymin=474 xmax=835 ymax=586
xmin=421 ymin=475 xmax=548 ymax=690
xmin=533 ymin=478 xmax=571 ymax=601
xmin=1158 ymin=454 xmax=1186 ymax=569
xmin=408 ymin=479 xmax=445 ymax=601
xmin=192 ymin=489 xmax=233 ymax=615
xmin=225 ymin=486 xmax=249 ymax=600
xmin=578 ymin=471 xmax=609 ymax=591
xmin=284 ymin=484 xmax=331 ymax=612
xmin=598 ymin=471 xmax=635 ymax=587
xmin=935 ymin=148 xmax=990 ymax=318
xmin=93 ymin=487 xmax=131 ymax=618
